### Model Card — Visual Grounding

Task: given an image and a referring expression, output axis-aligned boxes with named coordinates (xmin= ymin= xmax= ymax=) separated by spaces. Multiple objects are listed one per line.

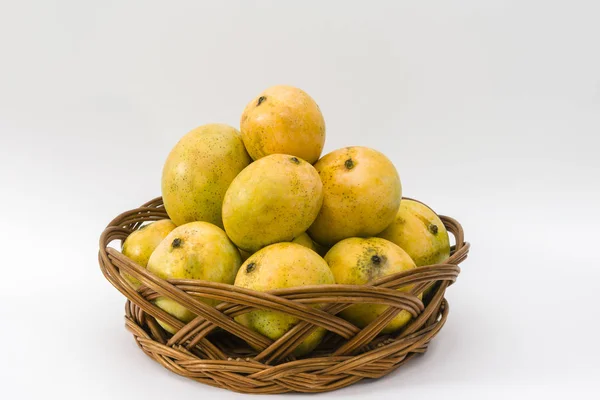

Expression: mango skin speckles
xmin=147 ymin=221 xmax=242 ymax=334
xmin=222 ymin=154 xmax=323 ymax=253
xmin=240 ymin=85 xmax=326 ymax=164
xmin=308 ymin=146 xmax=402 ymax=246
xmin=121 ymin=219 xmax=177 ymax=289
xmin=234 ymin=243 xmax=335 ymax=356
xmin=378 ymin=199 xmax=450 ymax=267
xmin=324 ymin=237 xmax=419 ymax=334
xmin=162 ymin=123 xmax=252 ymax=228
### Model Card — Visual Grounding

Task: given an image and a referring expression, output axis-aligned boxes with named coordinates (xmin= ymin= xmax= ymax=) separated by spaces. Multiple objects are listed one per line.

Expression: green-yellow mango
xmin=121 ymin=219 xmax=176 ymax=289
xmin=222 ymin=154 xmax=323 ymax=252
xmin=161 ymin=123 xmax=251 ymax=228
xmin=308 ymin=147 xmax=402 ymax=246
xmin=147 ymin=221 xmax=242 ymax=334
xmin=291 ymin=232 xmax=317 ymax=252
xmin=240 ymin=85 xmax=326 ymax=164
xmin=325 ymin=237 xmax=419 ymax=334
xmin=378 ymin=199 xmax=450 ymax=266
xmin=238 ymin=232 xmax=314 ymax=261
xmin=234 ymin=243 xmax=335 ymax=356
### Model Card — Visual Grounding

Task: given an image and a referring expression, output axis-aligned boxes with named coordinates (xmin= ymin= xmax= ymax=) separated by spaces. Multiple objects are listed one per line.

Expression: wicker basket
xmin=98 ymin=197 xmax=469 ymax=394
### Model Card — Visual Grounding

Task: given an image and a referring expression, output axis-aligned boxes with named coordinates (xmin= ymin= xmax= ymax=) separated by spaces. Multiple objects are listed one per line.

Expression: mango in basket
xmin=237 ymin=232 xmax=315 ymax=262
xmin=162 ymin=123 xmax=251 ymax=228
xmin=308 ymin=146 xmax=402 ymax=246
xmin=147 ymin=221 xmax=242 ymax=334
xmin=234 ymin=242 xmax=335 ymax=356
xmin=240 ymin=85 xmax=325 ymax=164
xmin=222 ymin=154 xmax=323 ymax=253
xmin=325 ymin=237 xmax=419 ymax=334
xmin=121 ymin=219 xmax=176 ymax=289
xmin=378 ymin=199 xmax=450 ymax=267
xmin=291 ymin=232 xmax=317 ymax=252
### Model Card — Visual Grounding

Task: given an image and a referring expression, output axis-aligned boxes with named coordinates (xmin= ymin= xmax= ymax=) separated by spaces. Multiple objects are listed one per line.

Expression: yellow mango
xmin=234 ymin=243 xmax=335 ymax=356
xmin=162 ymin=123 xmax=251 ymax=227
xmin=291 ymin=232 xmax=317 ymax=252
xmin=147 ymin=221 xmax=242 ymax=334
xmin=378 ymin=199 xmax=450 ymax=266
xmin=325 ymin=237 xmax=419 ymax=334
xmin=308 ymin=146 xmax=401 ymax=246
xmin=222 ymin=154 xmax=323 ymax=252
xmin=240 ymin=85 xmax=325 ymax=164
xmin=121 ymin=219 xmax=176 ymax=289
xmin=238 ymin=232 xmax=314 ymax=261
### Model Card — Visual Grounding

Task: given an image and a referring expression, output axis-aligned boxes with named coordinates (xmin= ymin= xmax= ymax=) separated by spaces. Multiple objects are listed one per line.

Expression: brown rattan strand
xmin=99 ymin=197 xmax=470 ymax=393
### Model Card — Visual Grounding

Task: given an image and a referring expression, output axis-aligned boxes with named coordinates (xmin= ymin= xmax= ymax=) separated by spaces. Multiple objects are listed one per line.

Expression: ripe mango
xmin=378 ymin=199 xmax=450 ymax=266
xmin=234 ymin=243 xmax=335 ymax=356
xmin=121 ymin=219 xmax=176 ymax=289
xmin=240 ymin=85 xmax=325 ymax=164
xmin=222 ymin=154 xmax=323 ymax=252
xmin=238 ymin=232 xmax=315 ymax=261
xmin=291 ymin=232 xmax=317 ymax=252
xmin=162 ymin=124 xmax=251 ymax=228
xmin=325 ymin=237 xmax=418 ymax=334
xmin=147 ymin=221 xmax=242 ymax=334
xmin=308 ymin=147 xmax=402 ymax=246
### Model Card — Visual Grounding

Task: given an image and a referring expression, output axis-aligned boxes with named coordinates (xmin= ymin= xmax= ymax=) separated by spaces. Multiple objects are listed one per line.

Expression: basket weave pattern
xmin=98 ymin=197 xmax=469 ymax=394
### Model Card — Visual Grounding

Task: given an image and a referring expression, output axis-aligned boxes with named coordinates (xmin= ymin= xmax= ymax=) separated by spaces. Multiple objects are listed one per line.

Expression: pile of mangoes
xmin=121 ymin=85 xmax=451 ymax=356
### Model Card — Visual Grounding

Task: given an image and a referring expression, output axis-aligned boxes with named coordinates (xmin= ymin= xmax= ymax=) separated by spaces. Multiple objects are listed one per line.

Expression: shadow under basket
xmin=98 ymin=197 xmax=470 ymax=394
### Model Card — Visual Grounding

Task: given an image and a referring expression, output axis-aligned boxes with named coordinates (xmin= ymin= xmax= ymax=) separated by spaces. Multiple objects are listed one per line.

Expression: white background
xmin=1 ymin=0 xmax=599 ymax=399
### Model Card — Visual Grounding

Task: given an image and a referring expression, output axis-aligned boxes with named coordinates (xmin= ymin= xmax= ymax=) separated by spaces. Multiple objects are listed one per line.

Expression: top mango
xmin=240 ymin=85 xmax=326 ymax=164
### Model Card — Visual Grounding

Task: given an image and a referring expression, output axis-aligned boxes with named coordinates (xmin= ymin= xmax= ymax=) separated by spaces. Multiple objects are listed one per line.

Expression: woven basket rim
xmin=98 ymin=197 xmax=470 ymax=394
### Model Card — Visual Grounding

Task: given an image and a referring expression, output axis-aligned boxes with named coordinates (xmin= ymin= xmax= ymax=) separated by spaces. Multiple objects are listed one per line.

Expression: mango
xmin=240 ymin=85 xmax=326 ymax=164
xmin=234 ymin=243 xmax=335 ymax=356
xmin=378 ymin=199 xmax=450 ymax=266
xmin=291 ymin=232 xmax=317 ymax=252
xmin=222 ymin=154 xmax=323 ymax=252
xmin=324 ymin=237 xmax=419 ymax=334
xmin=308 ymin=146 xmax=402 ymax=246
xmin=147 ymin=221 xmax=242 ymax=334
xmin=161 ymin=123 xmax=251 ymax=228
xmin=121 ymin=219 xmax=177 ymax=289
xmin=238 ymin=232 xmax=314 ymax=261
